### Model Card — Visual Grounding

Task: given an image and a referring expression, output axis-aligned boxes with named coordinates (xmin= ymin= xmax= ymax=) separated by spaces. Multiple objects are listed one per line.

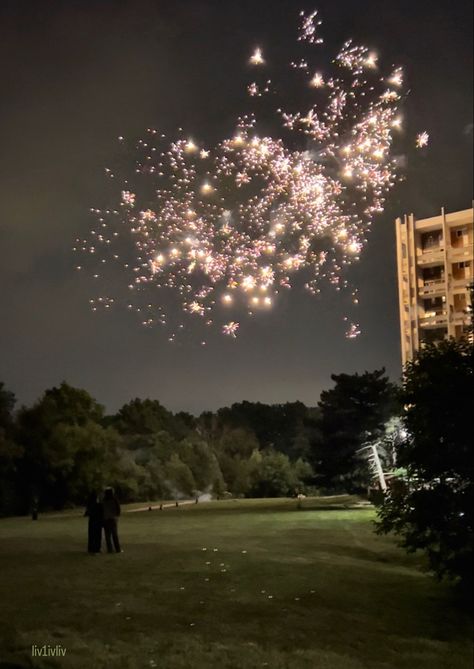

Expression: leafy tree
xmin=16 ymin=383 xmax=107 ymax=509
xmin=196 ymin=411 xmax=218 ymax=441
xmin=122 ymin=429 xmax=177 ymax=459
xmin=111 ymin=449 xmax=150 ymax=501
xmin=250 ymin=450 xmax=313 ymax=498
xmin=218 ymin=453 xmax=255 ymax=497
xmin=100 ymin=425 xmax=184 ymax=501
xmin=216 ymin=401 xmax=310 ymax=458
xmin=45 ymin=421 xmax=123 ymax=504
xmin=177 ymin=436 xmax=225 ymax=493
xmin=113 ymin=398 xmax=174 ymax=435
xmin=173 ymin=411 xmax=197 ymax=439
xmin=164 ymin=453 xmax=196 ymax=497
xmin=0 ymin=382 xmax=16 ymax=429
xmin=211 ymin=428 xmax=260 ymax=496
xmin=294 ymin=457 xmax=314 ymax=486
xmin=376 ymin=339 xmax=473 ymax=585
xmin=312 ymin=369 xmax=398 ymax=491
xmin=24 ymin=382 xmax=104 ymax=429
xmin=215 ymin=427 xmax=259 ymax=459
xmin=0 ymin=383 xmax=23 ymax=515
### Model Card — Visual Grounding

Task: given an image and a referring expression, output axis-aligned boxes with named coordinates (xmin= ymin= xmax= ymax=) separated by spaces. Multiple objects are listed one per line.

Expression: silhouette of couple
xmin=85 ymin=487 xmax=122 ymax=554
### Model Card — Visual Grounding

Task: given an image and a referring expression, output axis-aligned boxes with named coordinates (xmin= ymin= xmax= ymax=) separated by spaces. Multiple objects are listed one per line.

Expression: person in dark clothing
xmin=85 ymin=491 xmax=103 ymax=554
xmin=31 ymin=495 xmax=39 ymax=521
xmin=102 ymin=487 xmax=122 ymax=553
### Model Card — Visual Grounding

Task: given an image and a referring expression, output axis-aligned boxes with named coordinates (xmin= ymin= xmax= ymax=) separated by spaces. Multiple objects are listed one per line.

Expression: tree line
xmin=0 ymin=369 xmax=398 ymax=515
xmin=1 ymin=333 xmax=472 ymax=585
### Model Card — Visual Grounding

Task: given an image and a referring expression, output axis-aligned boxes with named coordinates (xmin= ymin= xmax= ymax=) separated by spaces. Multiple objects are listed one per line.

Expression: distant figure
xmin=85 ymin=491 xmax=103 ymax=554
xmin=31 ymin=495 xmax=39 ymax=521
xmin=296 ymin=493 xmax=306 ymax=510
xmin=103 ymin=487 xmax=122 ymax=553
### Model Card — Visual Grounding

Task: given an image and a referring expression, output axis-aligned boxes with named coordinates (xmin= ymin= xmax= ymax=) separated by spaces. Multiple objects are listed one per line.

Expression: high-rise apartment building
xmin=395 ymin=207 xmax=473 ymax=366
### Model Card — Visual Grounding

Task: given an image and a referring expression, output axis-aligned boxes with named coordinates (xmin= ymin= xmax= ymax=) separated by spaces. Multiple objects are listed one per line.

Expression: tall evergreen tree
xmin=312 ymin=369 xmax=398 ymax=491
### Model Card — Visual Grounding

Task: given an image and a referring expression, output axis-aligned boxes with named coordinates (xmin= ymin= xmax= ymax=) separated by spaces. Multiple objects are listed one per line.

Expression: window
xmin=454 ymin=294 xmax=467 ymax=310
xmin=456 ymin=229 xmax=466 ymax=237
xmin=459 ymin=261 xmax=469 ymax=269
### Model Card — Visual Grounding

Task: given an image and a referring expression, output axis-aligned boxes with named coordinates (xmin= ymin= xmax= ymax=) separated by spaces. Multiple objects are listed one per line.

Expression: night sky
xmin=1 ymin=0 xmax=472 ymax=414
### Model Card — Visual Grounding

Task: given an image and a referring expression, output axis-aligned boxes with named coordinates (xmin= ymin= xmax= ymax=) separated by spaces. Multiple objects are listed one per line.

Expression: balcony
xmin=450 ymin=246 xmax=473 ymax=260
xmin=452 ymin=311 xmax=469 ymax=324
xmin=451 ymin=274 xmax=472 ymax=288
xmin=418 ymin=244 xmax=443 ymax=253
xmin=417 ymin=252 xmax=445 ymax=267
xmin=419 ymin=310 xmax=448 ymax=328
xmin=421 ymin=239 xmax=443 ymax=250
xmin=417 ymin=238 xmax=444 ymax=261
xmin=418 ymin=278 xmax=445 ymax=296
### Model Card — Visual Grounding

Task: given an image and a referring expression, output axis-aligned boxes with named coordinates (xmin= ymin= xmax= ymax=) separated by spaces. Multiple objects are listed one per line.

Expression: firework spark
xmin=309 ymin=72 xmax=324 ymax=88
xmin=345 ymin=322 xmax=361 ymax=339
xmin=298 ymin=10 xmax=323 ymax=45
xmin=416 ymin=131 xmax=429 ymax=148
xmin=222 ymin=322 xmax=240 ymax=338
xmin=76 ymin=9 xmax=421 ymax=341
xmin=250 ymin=47 xmax=265 ymax=65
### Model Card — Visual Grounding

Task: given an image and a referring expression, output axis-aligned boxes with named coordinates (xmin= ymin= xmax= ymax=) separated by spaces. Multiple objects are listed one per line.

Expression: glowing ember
xmin=309 ymin=72 xmax=324 ymax=88
xmin=416 ymin=131 xmax=429 ymax=148
xmin=222 ymin=321 xmax=240 ymax=338
xmin=249 ymin=47 xmax=264 ymax=65
xmin=345 ymin=322 xmax=361 ymax=339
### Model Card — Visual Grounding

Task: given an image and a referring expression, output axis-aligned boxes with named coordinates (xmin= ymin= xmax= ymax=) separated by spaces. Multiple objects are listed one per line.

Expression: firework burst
xmin=75 ymin=9 xmax=424 ymax=342
xmin=416 ymin=131 xmax=429 ymax=148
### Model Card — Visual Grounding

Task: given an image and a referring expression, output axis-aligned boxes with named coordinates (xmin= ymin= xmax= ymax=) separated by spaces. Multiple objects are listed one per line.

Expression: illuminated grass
xmin=0 ymin=498 xmax=472 ymax=668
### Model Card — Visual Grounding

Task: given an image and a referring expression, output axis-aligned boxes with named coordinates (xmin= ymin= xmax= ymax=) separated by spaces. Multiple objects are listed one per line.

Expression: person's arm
xmin=115 ymin=498 xmax=121 ymax=517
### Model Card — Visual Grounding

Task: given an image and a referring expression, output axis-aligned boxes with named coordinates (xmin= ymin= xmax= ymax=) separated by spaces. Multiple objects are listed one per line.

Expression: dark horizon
xmin=1 ymin=0 xmax=472 ymax=414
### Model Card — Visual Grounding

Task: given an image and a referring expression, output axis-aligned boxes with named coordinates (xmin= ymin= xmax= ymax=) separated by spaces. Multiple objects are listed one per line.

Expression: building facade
xmin=395 ymin=207 xmax=473 ymax=366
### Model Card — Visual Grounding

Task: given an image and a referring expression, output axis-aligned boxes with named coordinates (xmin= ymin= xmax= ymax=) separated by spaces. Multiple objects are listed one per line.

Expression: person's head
xmin=104 ymin=487 xmax=115 ymax=500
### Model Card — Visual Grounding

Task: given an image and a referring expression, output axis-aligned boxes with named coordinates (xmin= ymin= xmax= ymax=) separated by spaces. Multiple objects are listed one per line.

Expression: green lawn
xmin=0 ymin=498 xmax=472 ymax=669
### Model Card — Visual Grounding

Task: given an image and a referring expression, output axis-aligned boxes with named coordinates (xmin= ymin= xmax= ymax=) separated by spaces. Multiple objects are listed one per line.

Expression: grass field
xmin=0 ymin=497 xmax=472 ymax=669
